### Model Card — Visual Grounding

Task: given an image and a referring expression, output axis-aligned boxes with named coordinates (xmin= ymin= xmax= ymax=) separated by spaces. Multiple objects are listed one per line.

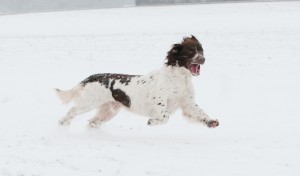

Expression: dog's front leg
xmin=182 ymin=103 xmax=219 ymax=128
xmin=147 ymin=97 xmax=169 ymax=126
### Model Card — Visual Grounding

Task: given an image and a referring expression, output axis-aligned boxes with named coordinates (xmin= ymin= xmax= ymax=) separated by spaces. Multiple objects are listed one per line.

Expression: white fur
xmin=56 ymin=66 xmax=217 ymax=127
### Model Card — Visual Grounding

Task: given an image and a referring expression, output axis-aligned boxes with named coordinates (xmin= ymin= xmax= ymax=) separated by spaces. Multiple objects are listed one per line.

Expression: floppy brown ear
xmin=170 ymin=44 xmax=182 ymax=54
xmin=166 ymin=44 xmax=182 ymax=66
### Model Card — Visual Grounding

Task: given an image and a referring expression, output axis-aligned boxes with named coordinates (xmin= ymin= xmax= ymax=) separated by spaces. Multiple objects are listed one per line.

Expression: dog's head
xmin=166 ymin=35 xmax=205 ymax=76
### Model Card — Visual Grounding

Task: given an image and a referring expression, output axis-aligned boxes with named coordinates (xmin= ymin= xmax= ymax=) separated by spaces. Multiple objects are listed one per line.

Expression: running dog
xmin=55 ymin=36 xmax=219 ymax=128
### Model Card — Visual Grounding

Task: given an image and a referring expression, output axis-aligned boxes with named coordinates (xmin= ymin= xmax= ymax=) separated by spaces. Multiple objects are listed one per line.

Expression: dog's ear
xmin=191 ymin=35 xmax=199 ymax=42
xmin=170 ymin=44 xmax=182 ymax=54
xmin=166 ymin=44 xmax=182 ymax=66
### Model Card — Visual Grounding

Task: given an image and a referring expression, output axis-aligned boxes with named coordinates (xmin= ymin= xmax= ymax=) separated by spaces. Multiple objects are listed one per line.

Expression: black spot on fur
xmin=109 ymin=80 xmax=131 ymax=107
xmin=81 ymin=73 xmax=140 ymax=88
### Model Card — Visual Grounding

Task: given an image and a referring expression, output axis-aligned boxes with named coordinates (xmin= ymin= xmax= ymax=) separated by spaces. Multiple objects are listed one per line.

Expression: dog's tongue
xmin=191 ymin=64 xmax=200 ymax=76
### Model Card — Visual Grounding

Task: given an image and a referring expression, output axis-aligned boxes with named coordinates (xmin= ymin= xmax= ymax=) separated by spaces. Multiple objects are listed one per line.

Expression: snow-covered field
xmin=1 ymin=1 xmax=300 ymax=176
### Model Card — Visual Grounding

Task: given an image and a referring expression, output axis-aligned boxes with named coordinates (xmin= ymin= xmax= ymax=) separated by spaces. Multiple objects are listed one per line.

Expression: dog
xmin=55 ymin=35 xmax=219 ymax=128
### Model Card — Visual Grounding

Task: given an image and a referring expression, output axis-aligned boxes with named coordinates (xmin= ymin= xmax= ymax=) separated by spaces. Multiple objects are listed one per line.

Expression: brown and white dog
xmin=55 ymin=36 xmax=219 ymax=128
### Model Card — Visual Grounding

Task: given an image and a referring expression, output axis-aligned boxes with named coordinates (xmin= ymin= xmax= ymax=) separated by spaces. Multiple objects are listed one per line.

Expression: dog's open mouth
xmin=187 ymin=63 xmax=200 ymax=76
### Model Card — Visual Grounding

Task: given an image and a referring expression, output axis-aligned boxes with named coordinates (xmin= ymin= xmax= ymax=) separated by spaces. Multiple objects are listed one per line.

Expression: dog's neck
xmin=164 ymin=66 xmax=192 ymax=82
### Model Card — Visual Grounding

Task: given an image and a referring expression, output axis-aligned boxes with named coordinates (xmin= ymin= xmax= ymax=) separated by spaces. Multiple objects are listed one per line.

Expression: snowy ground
xmin=1 ymin=1 xmax=300 ymax=176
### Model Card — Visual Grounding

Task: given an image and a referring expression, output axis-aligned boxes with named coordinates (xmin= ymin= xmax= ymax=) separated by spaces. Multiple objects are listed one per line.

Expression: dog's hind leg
xmin=59 ymin=105 xmax=95 ymax=126
xmin=88 ymin=101 xmax=122 ymax=128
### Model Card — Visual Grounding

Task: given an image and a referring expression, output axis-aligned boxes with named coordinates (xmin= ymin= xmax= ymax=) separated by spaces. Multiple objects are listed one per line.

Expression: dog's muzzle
xmin=187 ymin=54 xmax=205 ymax=76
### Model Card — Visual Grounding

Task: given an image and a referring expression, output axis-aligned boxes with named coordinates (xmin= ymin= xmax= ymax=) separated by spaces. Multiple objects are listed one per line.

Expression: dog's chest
xmin=166 ymin=76 xmax=192 ymax=112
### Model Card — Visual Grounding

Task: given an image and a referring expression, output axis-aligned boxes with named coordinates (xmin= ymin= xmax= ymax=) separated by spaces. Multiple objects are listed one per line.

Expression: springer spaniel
xmin=56 ymin=36 xmax=219 ymax=128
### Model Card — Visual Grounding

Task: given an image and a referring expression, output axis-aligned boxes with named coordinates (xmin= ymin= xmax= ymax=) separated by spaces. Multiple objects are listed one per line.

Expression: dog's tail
xmin=54 ymin=85 xmax=81 ymax=104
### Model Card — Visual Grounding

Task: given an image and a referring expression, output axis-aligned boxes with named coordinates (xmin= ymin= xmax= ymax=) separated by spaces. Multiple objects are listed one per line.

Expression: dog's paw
xmin=147 ymin=119 xmax=156 ymax=126
xmin=88 ymin=122 xmax=101 ymax=128
xmin=147 ymin=118 xmax=168 ymax=126
xmin=207 ymin=120 xmax=219 ymax=128
xmin=58 ymin=120 xmax=71 ymax=126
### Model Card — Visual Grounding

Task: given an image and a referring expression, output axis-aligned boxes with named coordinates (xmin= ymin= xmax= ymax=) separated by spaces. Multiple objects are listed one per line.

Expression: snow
xmin=1 ymin=1 xmax=300 ymax=176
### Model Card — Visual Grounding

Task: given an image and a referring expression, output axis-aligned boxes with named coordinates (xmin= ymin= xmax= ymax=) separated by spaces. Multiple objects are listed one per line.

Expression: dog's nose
xmin=198 ymin=55 xmax=205 ymax=64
